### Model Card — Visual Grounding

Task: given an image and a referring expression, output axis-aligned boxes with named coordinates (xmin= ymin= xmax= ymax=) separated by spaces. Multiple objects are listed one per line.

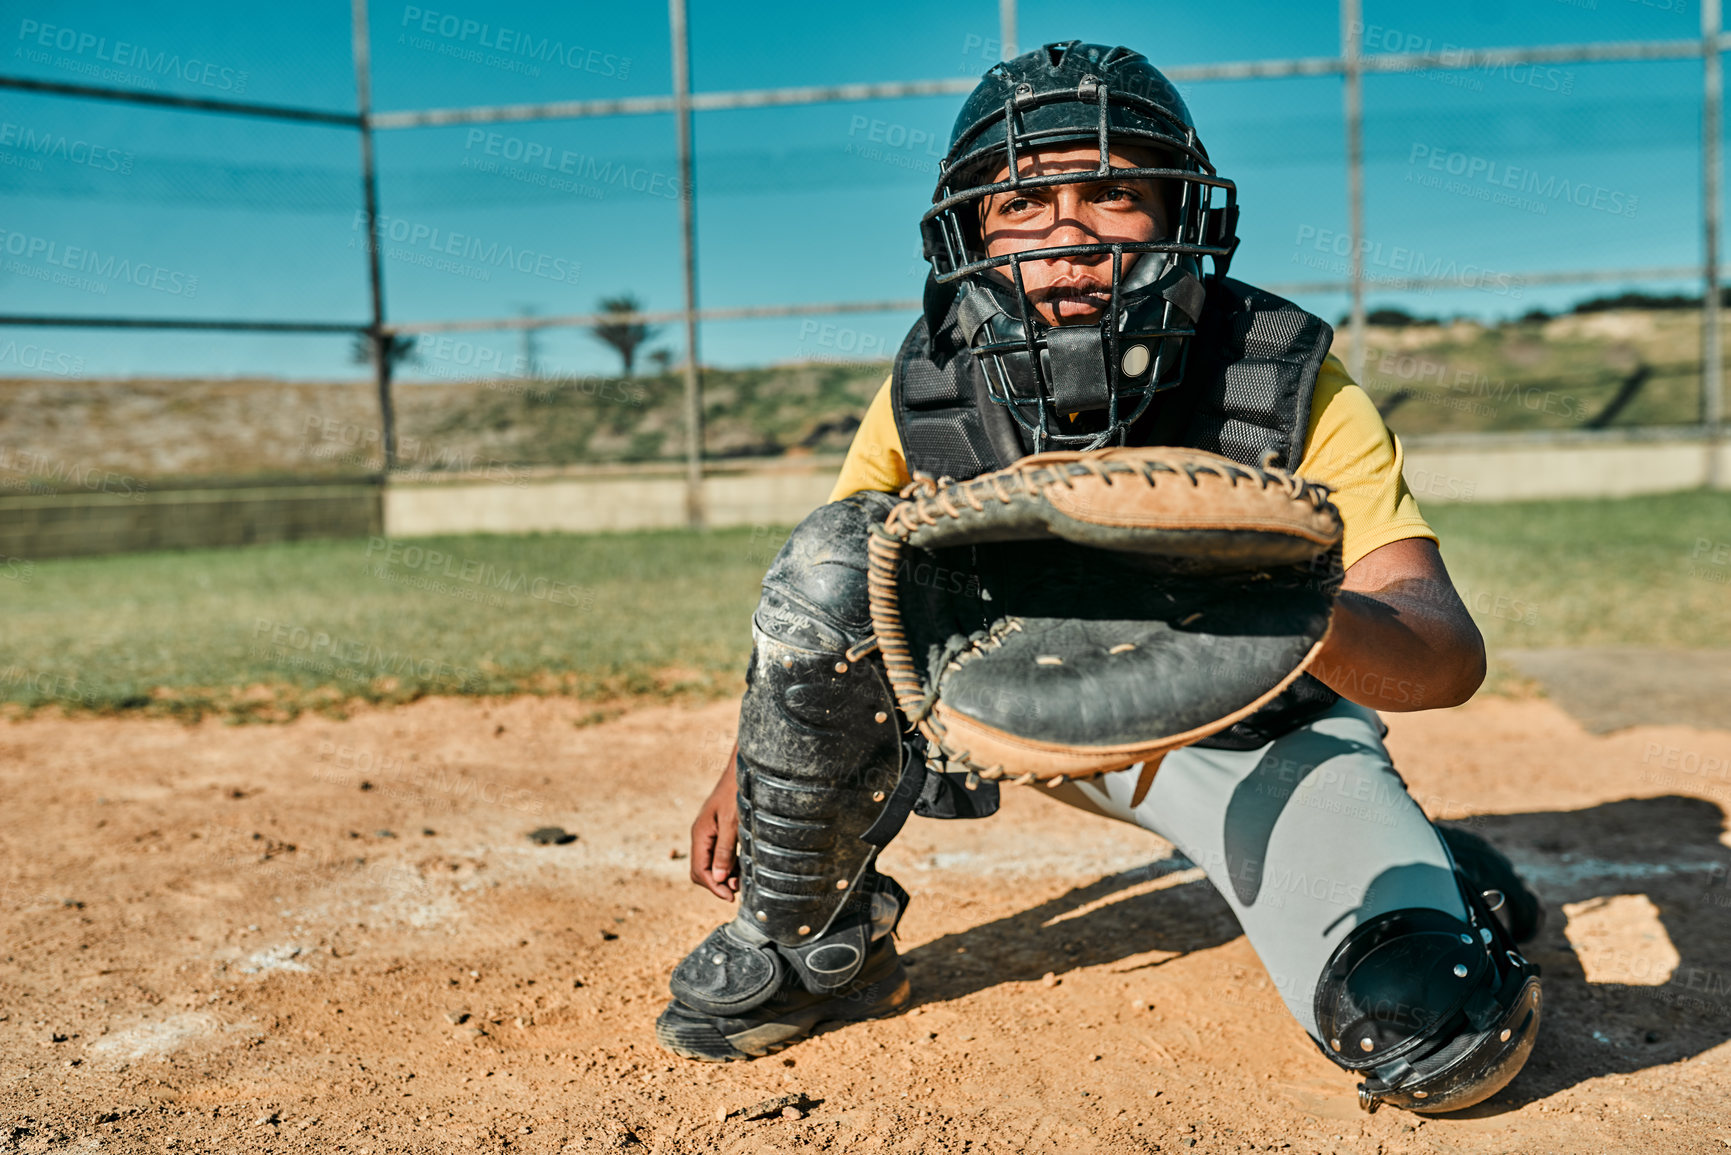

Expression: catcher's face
xmin=980 ymin=143 xmax=1170 ymax=327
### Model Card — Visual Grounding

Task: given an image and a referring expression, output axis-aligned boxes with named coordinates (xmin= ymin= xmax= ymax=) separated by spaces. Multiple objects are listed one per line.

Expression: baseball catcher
xmin=657 ymin=41 xmax=1543 ymax=1114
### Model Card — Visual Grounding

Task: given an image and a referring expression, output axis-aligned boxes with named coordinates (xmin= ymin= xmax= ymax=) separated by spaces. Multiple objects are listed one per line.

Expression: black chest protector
xmin=889 ymin=273 xmax=1341 ymax=749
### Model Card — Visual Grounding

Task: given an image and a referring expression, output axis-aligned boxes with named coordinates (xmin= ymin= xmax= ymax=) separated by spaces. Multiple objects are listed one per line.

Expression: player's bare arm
xmin=1313 ymin=537 xmax=1487 ymax=711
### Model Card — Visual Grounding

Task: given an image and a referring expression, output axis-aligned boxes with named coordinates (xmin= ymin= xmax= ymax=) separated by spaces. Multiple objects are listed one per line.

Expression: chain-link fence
xmin=1 ymin=0 xmax=1724 ymax=522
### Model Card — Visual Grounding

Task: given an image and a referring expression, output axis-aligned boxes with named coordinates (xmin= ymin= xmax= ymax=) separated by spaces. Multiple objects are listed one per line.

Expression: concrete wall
xmin=383 ymin=459 xmax=840 ymax=537
xmin=2 ymin=433 xmax=1719 ymax=560
xmin=0 ymin=482 xmax=382 ymax=559
xmin=1403 ymin=431 xmax=1729 ymax=505
xmin=384 ymin=434 xmax=1729 ymax=539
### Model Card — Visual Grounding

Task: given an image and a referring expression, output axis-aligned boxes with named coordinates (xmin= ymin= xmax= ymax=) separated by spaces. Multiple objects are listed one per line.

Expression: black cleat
xmin=655 ymin=932 xmax=911 ymax=1062
xmin=1438 ymin=824 xmax=1545 ymax=945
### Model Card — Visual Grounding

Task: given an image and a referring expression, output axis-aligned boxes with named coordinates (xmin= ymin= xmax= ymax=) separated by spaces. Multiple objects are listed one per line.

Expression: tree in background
xmin=646 ymin=348 xmax=674 ymax=376
xmin=592 ymin=294 xmax=658 ymax=377
xmin=349 ymin=332 xmax=420 ymax=370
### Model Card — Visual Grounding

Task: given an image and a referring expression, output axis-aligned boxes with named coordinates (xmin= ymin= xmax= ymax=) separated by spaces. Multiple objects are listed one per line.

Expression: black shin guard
xmin=734 ymin=493 xmax=919 ymax=949
xmin=670 ymin=495 xmax=923 ymax=1022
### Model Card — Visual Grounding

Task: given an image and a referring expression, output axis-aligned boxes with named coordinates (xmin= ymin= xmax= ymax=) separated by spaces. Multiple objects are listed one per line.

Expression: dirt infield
xmin=5 ymin=694 xmax=1731 ymax=1153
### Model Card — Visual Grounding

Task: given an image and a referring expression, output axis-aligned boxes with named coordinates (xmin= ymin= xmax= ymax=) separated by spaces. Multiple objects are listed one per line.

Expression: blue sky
xmin=0 ymin=0 xmax=1712 ymax=380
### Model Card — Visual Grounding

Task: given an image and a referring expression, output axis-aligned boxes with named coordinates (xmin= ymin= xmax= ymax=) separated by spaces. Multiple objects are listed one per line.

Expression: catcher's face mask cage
xmin=920 ymin=43 xmax=1240 ymax=451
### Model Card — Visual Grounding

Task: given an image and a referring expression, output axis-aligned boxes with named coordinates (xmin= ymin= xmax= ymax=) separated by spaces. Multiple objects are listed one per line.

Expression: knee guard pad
xmin=1314 ymin=888 xmax=1541 ymax=1114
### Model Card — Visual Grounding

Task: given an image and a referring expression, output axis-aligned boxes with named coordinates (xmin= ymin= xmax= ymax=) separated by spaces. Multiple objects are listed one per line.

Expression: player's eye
xmin=1096 ymin=185 xmax=1142 ymax=204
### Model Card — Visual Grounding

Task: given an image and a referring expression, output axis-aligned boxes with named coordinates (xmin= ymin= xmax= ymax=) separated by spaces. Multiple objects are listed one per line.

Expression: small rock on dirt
xmin=528 ymin=826 xmax=577 ymax=845
xmin=744 ymin=1093 xmax=817 ymax=1120
xmin=444 ymin=1010 xmax=470 ymax=1025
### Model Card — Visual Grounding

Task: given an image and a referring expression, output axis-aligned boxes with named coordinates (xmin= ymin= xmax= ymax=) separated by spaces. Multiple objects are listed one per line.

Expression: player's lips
xmin=1030 ymin=282 xmax=1114 ymax=320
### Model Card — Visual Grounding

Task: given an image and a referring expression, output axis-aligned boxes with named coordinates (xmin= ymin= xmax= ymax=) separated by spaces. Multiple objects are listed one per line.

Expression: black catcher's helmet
xmin=921 ymin=41 xmax=1239 ymax=451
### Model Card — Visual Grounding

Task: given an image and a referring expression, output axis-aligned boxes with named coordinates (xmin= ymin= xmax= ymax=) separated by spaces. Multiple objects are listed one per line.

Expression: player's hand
xmin=689 ymin=745 xmax=741 ymax=901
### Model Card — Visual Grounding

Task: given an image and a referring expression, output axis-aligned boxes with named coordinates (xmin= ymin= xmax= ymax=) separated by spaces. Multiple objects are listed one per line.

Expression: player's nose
xmin=1042 ymin=208 xmax=1104 ymax=252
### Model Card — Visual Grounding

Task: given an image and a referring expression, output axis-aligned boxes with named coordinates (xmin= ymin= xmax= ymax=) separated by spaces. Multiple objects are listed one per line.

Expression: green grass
xmin=1 ymin=489 xmax=1726 ymax=720
xmin=1427 ymin=488 xmax=1731 ymax=651
xmin=0 ymin=527 xmax=783 ymax=720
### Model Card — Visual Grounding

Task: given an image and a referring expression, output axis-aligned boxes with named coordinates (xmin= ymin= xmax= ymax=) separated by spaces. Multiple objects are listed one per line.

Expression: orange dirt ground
xmin=4 ymin=694 xmax=1730 ymax=1154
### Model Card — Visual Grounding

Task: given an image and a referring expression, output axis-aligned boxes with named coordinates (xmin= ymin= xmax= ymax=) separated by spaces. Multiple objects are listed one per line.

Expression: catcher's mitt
xmin=866 ymin=447 xmax=1344 ymax=786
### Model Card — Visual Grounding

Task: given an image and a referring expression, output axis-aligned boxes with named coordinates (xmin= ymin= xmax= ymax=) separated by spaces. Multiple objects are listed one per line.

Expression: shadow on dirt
xmin=900 ymin=794 xmax=1731 ymax=1111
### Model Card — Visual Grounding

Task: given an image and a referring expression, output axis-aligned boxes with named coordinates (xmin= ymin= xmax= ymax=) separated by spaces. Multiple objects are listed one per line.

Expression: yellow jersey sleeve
xmin=1296 ymin=354 xmax=1437 ymax=569
xmin=827 ymin=376 xmax=910 ymax=502
xmin=828 ymin=356 xmax=1436 ymax=570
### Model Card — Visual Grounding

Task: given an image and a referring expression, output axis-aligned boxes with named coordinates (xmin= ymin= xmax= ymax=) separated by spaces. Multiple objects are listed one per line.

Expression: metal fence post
xmin=670 ymin=0 xmax=705 ymax=529
xmin=351 ymin=0 xmax=395 ymax=471
xmin=999 ymin=0 xmax=1017 ymax=59
xmin=1341 ymin=0 xmax=1366 ymax=387
xmin=1705 ymin=0 xmax=1725 ymax=486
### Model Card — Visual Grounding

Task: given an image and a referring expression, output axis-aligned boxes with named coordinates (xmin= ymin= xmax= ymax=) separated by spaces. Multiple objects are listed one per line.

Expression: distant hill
xmin=0 ymin=307 xmax=1712 ymax=490
xmin=0 ymin=360 xmax=888 ymax=490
